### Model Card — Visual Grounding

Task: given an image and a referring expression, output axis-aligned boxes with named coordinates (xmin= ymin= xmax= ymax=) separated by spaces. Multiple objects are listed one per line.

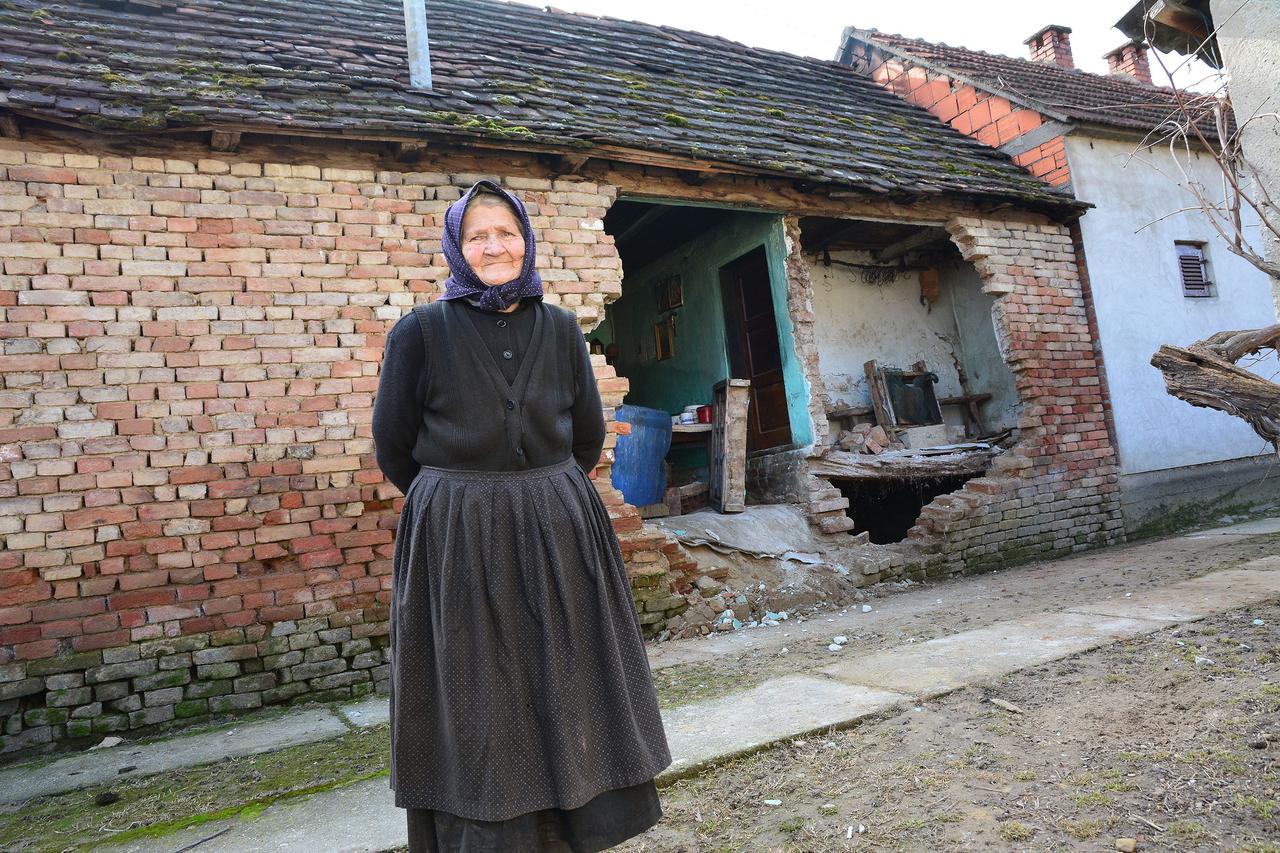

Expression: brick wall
xmin=0 ymin=130 xmax=1121 ymax=756
xmin=849 ymin=47 xmax=1072 ymax=188
xmin=0 ymin=135 xmax=691 ymax=756
xmin=905 ymin=215 xmax=1124 ymax=569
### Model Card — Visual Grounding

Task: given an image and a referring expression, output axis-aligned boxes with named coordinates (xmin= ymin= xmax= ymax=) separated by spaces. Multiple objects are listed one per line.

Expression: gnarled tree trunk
xmin=1151 ymin=323 xmax=1280 ymax=448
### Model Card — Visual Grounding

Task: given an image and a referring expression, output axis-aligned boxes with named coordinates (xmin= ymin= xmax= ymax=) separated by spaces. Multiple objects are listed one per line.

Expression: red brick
xmin=10 ymin=165 xmax=77 ymax=184
xmin=189 ymin=591 xmax=237 ymax=618
xmin=73 ymin=629 xmax=130 ymax=651
xmin=0 ymin=579 xmax=52 ymax=608
xmin=0 ymin=606 xmax=32 ymax=626
xmin=30 ymin=597 xmax=105 ymax=622
xmin=0 ymin=624 xmax=41 ymax=644
xmin=108 ymin=588 xmax=176 ymax=610
xmin=65 ymin=505 xmax=137 ymax=530
xmin=15 ymin=639 xmax=62 ymax=660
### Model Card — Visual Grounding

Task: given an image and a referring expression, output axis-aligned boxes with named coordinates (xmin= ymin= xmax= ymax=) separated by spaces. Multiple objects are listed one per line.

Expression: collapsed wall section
xmin=908 ymin=216 xmax=1125 ymax=570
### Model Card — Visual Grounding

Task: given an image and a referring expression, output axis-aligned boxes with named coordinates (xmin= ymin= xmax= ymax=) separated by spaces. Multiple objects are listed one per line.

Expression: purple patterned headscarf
xmin=438 ymin=180 xmax=544 ymax=312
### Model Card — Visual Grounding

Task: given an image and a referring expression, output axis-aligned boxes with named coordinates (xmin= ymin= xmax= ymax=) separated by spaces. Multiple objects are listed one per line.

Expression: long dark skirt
xmin=405 ymin=779 xmax=662 ymax=852
xmin=389 ymin=457 xmax=671 ymax=842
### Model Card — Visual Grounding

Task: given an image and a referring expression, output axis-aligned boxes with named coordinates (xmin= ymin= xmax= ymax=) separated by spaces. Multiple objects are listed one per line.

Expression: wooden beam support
xmin=812 ymin=219 xmax=865 ymax=251
xmin=536 ymin=152 xmax=592 ymax=178
xmin=394 ymin=140 xmax=429 ymax=162
xmin=809 ymin=446 xmax=997 ymax=481
xmin=210 ymin=130 xmax=241 ymax=152
xmin=0 ymin=113 xmax=21 ymax=139
xmin=864 ymin=359 xmax=898 ymax=434
xmin=678 ymin=169 xmax=712 ymax=186
xmin=615 ymin=204 xmax=671 ymax=247
xmin=874 ymin=226 xmax=948 ymax=262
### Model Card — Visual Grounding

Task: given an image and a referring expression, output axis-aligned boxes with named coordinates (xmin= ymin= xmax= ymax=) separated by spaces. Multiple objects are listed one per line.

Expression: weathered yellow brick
xmin=321 ymin=167 xmax=375 ymax=182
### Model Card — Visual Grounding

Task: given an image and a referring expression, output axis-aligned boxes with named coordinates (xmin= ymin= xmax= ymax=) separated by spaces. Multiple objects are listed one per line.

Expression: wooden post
xmin=709 ymin=379 xmax=751 ymax=513
xmin=864 ymin=359 xmax=897 ymax=436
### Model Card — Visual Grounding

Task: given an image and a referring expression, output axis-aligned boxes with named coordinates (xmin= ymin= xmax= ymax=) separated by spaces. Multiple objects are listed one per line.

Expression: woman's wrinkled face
xmin=460 ymin=200 xmax=526 ymax=287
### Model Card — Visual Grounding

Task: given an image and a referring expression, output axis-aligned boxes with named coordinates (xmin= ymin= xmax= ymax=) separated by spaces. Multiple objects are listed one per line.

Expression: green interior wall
xmin=608 ymin=208 xmax=812 ymax=461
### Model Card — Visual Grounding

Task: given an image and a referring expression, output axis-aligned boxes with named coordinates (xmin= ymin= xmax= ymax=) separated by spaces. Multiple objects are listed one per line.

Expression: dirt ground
xmin=3 ymin=527 xmax=1275 ymax=852
xmin=649 ymin=531 xmax=1280 ymax=709
xmin=622 ymin=600 xmax=1280 ymax=853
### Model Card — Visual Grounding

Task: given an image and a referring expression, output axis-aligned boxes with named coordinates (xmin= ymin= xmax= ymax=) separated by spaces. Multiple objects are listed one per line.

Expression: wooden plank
xmin=827 ymin=404 xmax=874 ymax=420
xmin=809 ymin=447 xmax=996 ymax=481
xmin=873 ymin=226 xmax=949 ymax=262
xmin=863 ymin=359 xmax=897 ymax=435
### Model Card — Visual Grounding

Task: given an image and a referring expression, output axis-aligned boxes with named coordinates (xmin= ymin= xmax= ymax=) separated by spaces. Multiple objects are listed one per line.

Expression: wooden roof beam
xmin=874 ymin=226 xmax=949 ymax=262
xmin=209 ymin=130 xmax=241 ymax=152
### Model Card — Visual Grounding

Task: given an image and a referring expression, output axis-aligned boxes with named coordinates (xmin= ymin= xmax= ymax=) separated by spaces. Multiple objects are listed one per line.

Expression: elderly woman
xmin=372 ymin=180 xmax=671 ymax=852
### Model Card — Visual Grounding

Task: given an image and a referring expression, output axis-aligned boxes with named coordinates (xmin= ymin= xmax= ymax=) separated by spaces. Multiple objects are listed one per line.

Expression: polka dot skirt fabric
xmin=389 ymin=456 xmax=673 ymax=822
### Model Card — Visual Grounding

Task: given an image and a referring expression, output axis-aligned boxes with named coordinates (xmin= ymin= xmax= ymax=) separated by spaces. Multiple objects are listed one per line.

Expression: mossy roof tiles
xmin=0 ymin=0 xmax=1076 ymax=209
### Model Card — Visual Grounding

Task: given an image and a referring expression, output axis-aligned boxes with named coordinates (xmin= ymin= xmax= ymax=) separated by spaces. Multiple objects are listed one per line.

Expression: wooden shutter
xmin=1176 ymin=243 xmax=1211 ymax=297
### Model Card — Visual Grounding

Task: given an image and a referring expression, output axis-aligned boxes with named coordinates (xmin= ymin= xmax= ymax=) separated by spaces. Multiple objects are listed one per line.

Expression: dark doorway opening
xmin=719 ymin=246 xmax=792 ymax=452
xmin=832 ymin=475 xmax=972 ymax=544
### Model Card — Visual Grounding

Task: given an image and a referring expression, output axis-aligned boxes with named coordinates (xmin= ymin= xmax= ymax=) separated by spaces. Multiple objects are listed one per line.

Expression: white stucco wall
xmin=1065 ymin=133 xmax=1279 ymax=475
xmin=941 ymin=259 xmax=1022 ymax=431
xmin=1213 ymin=0 xmax=1280 ymax=290
xmin=807 ymin=250 xmax=1019 ymax=432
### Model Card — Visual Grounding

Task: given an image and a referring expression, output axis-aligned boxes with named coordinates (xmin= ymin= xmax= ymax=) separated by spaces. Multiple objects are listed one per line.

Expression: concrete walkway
xmin=75 ymin=552 xmax=1280 ymax=853
xmin=0 ymin=699 xmax=389 ymax=806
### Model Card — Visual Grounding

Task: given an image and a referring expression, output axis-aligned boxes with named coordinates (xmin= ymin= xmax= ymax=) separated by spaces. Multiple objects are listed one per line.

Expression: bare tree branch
xmin=1140 ymin=8 xmax=1280 ymax=449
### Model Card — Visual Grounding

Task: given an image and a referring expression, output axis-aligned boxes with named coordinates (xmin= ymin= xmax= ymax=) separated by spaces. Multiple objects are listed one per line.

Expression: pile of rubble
xmin=833 ymin=423 xmax=903 ymax=454
xmin=656 ymin=575 xmax=777 ymax=640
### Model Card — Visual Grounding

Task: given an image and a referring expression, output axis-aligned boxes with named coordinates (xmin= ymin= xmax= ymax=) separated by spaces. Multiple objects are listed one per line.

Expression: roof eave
xmin=7 ymin=105 xmax=1080 ymax=219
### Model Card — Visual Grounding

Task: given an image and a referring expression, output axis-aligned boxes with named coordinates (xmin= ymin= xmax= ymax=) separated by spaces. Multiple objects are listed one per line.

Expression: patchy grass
xmin=0 ymin=725 xmax=390 ymax=852
xmin=998 ymin=821 xmax=1036 ymax=841
xmin=651 ymin=658 xmax=782 ymax=709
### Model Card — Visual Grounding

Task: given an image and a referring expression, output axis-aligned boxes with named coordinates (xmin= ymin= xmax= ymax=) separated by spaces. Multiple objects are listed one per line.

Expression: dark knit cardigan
xmin=372 ymin=297 xmax=606 ymax=494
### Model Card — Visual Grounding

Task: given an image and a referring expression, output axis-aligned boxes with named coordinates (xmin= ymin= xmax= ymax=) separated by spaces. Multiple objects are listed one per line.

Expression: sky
xmin=506 ymin=0 xmax=1217 ymax=90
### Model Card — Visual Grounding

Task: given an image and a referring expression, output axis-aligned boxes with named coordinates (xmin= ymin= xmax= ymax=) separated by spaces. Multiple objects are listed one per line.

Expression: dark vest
xmin=410 ymin=298 xmax=578 ymax=471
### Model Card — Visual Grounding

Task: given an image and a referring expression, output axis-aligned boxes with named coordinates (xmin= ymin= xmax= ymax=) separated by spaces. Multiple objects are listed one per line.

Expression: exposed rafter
xmin=614 ymin=204 xmax=671 ymax=248
xmin=394 ymin=140 xmax=429 ymax=162
xmin=874 ymin=226 xmax=949 ymax=262
xmin=209 ymin=130 xmax=241 ymax=152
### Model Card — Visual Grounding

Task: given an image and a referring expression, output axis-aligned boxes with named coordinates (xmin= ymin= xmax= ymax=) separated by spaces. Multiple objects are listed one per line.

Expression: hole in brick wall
xmin=831 ymin=474 xmax=974 ymax=544
xmin=601 ymin=199 xmax=796 ymax=517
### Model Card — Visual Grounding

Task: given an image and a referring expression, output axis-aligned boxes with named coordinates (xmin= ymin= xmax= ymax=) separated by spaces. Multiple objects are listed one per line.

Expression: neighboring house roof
xmin=0 ymin=0 xmax=1076 ymax=210
xmin=842 ymin=28 xmax=1197 ymax=137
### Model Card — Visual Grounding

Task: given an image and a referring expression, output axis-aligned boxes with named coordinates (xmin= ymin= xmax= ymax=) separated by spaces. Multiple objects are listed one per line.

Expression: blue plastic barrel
xmin=612 ymin=405 xmax=672 ymax=507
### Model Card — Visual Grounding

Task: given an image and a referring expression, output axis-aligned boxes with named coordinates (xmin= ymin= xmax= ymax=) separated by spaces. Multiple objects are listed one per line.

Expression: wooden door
xmin=719 ymin=247 xmax=793 ymax=452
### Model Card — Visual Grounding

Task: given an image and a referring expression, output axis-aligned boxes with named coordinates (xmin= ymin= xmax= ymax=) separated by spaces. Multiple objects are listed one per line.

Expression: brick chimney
xmin=1104 ymin=39 xmax=1153 ymax=85
xmin=1024 ymin=25 xmax=1074 ymax=69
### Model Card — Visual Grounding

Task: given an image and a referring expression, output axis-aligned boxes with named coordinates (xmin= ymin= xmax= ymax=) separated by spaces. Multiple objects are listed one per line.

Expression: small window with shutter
xmin=1176 ymin=242 xmax=1213 ymax=298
